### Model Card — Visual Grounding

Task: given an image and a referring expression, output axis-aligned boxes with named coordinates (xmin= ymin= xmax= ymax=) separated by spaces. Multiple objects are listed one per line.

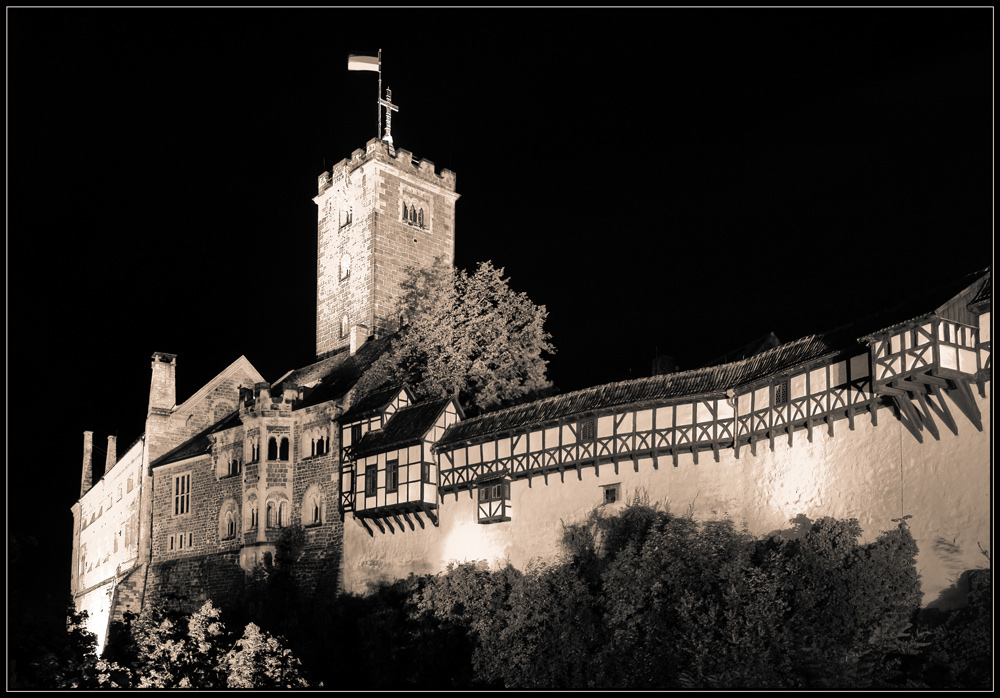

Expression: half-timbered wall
xmin=339 ymin=388 xmax=412 ymax=513
xmin=342 ymin=346 xmax=990 ymax=606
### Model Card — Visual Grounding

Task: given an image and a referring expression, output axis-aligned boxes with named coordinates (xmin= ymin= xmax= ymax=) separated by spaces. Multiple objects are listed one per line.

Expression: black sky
xmin=8 ymin=8 xmax=993 ymax=617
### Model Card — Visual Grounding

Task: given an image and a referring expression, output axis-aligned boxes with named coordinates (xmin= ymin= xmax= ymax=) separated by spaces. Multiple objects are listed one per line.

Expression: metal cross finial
xmin=379 ymin=87 xmax=399 ymax=145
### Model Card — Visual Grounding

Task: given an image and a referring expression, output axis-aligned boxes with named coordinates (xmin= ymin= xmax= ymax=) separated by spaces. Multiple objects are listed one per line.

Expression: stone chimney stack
xmin=148 ymin=352 xmax=177 ymax=416
xmin=81 ymin=431 xmax=94 ymax=497
xmin=104 ymin=435 xmax=117 ymax=474
xmin=350 ymin=324 xmax=369 ymax=356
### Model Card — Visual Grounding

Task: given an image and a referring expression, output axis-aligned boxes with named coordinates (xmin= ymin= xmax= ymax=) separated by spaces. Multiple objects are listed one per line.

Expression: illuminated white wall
xmin=342 ymin=385 xmax=990 ymax=607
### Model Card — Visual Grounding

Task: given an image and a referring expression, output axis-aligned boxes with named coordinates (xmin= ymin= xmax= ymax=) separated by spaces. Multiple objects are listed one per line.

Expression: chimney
xmin=350 ymin=324 xmax=369 ymax=356
xmin=81 ymin=431 xmax=94 ymax=497
xmin=255 ymin=382 xmax=271 ymax=404
xmin=104 ymin=435 xmax=117 ymax=474
xmin=148 ymin=352 xmax=178 ymax=416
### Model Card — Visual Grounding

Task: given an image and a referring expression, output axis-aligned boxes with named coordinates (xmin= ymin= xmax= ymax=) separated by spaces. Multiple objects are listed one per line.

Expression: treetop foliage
xmin=358 ymin=258 xmax=555 ymax=414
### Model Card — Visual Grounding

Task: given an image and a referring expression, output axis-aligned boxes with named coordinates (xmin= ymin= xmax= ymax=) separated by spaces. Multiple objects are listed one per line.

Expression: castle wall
xmin=71 ymin=440 xmax=144 ymax=647
xmin=342 ymin=387 xmax=990 ymax=607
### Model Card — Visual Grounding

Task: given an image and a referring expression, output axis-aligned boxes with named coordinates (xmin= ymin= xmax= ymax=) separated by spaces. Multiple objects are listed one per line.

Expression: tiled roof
xmin=338 ymin=385 xmax=407 ymax=424
xmin=352 ymin=397 xmax=453 ymax=459
xmin=275 ymin=336 xmax=393 ymax=409
xmin=436 ymin=333 xmax=846 ymax=448
xmin=858 ymin=267 xmax=990 ymax=339
xmin=151 ymin=410 xmax=242 ymax=467
xmin=438 ymin=267 xmax=991 ymax=449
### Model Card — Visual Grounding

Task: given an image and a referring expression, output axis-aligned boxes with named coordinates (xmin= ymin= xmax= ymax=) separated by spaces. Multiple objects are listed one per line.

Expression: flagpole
xmin=377 ymin=48 xmax=382 ymax=141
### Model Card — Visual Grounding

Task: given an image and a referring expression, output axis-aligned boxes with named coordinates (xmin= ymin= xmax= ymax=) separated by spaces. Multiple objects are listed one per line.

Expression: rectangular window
xmin=127 ymin=476 xmax=134 ymax=493
xmin=479 ymin=479 xmax=509 ymax=502
xmin=579 ymin=419 xmax=596 ymax=440
xmin=365 ymin=467 xmax=377 ymax=497
xmin=173 ymin=473 xmax=191 ymax=516
xmin=602 ymin=483 xmax=620 ymax=505
xmin=386 ymin=459 xmax=399 ymax=493
xmin=774 ymin=381 xmax=789 ymax=406
xmin=422 ymin=461 xmax=433 ymax=484
xmin=351 ymin=424 xmax=363 ymax=446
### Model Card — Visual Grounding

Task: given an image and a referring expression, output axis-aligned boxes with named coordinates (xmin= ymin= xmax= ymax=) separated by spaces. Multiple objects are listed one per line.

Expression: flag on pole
xmin=348 ymin=54 xmax=380 ymax=72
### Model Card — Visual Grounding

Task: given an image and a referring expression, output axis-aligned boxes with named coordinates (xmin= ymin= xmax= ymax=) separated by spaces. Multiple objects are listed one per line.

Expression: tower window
xmin=279 ymin=437 xmax=289 ymax=461
xmin=418 ymin=208 xmax=424 ymax=228
xmin=340 ymin=252 xmax=352 ymax=281
xmin=173 ymin=473 xmax=191 ymax=516
xmin=268 ymin=437 xmax=278 ymax=461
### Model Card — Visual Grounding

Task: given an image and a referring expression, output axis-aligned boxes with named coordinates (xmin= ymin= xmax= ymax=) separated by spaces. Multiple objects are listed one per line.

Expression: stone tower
xmin=313 ymin=138 xmax=459 ymax=359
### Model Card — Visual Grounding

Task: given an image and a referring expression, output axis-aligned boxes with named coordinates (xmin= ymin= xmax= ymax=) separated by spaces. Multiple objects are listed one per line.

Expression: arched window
xmin=250 ymin=440 xmax=259 ymax=463
xmin=268 ymin=437 xmax=278 ymax=461
xmin=341 ymin=314 xmax=349 ymax=338
xmin=226 ymin=511 xmax=236 ymax=538
xmin=409 ymin=206 xmax=416 ymax=223
xmin=418 ymin=208 xmax=424 ymax=227
xmin=266 ymin=502 xmax=276 ymax=529
xmin=302 ymin=485 xmax=324 ymax=527
xmin=278 ymin=502 xmax=289 ymax=528
xmin=279 ymin=437 xmax=289 ymax=461
xmin=251 ymin=506 xmax=258 ymax=529
xmin=402 ymin=202 xmax=408 ymax=220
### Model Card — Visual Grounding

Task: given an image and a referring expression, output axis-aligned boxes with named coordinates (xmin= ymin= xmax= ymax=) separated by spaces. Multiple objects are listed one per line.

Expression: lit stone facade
xmin=314 ymin=138 xmax=458 ymax=358
xmin=71 ymin=136 xmax=991 ymax=652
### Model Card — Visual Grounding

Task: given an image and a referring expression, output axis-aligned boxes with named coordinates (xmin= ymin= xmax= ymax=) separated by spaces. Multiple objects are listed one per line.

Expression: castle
xmin=70 ymin=135 xmax=992 ymax=652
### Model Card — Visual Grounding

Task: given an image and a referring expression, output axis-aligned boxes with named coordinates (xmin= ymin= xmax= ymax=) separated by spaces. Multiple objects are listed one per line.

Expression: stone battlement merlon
xmin=317 ymin=138 xmax=457 ymax=196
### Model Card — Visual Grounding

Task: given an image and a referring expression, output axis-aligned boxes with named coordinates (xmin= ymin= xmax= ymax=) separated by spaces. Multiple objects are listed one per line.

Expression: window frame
xmin=364 ymin=466 xmax=377 ymax=497
xmin=386 ymin=459 xmax=399 ymax=494
xmin=601 ymin=483 xmax=621 ymax=506
xmin=173 ymin=472 xmax=192 ymax=517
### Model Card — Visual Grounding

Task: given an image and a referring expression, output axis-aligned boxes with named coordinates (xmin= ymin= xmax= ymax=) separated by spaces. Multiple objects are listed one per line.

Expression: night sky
xmin=8 ymin=9 xmax=992 ymax=619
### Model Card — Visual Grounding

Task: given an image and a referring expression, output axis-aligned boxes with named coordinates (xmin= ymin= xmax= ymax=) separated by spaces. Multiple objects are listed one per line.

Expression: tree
xmin=102 ymin=600 xmax=313 ymax=688
xmin=359 ymin=258 xmax=555 ymax=414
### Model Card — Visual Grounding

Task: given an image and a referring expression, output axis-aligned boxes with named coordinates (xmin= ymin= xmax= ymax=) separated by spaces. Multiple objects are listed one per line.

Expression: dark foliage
xmin=38 ymin=504 xmax=988 ymax=689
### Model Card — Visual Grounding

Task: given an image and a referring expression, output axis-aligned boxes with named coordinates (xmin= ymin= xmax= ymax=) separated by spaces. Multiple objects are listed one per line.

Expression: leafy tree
xmin=225 ymin=623 xmax=310 ymax=688
xmin=103 ymin=600 xmax=312 ymax=688
xmin=358 ymin=258 xmax=555 ymax=414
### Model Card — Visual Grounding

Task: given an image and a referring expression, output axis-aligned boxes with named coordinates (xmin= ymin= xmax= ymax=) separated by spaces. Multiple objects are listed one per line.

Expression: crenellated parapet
xmin=317 ymin=138 xmax=457 ymax=197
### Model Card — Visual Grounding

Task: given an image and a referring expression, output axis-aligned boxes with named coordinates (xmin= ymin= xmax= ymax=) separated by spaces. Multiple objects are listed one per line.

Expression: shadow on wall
xmin=925 ymin=567 xmax=990 ymax=612
xmin=766 ymin=513 xmax=814 ymax=540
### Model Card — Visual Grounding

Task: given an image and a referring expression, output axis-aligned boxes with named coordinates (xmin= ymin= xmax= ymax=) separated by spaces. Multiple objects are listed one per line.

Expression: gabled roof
xmin=274 ymin=335 xmax=394 ymax=409
xmin=352 ymin=397 xmax=455 ymax=459
xmin=438 ymin=267 xmax=991 ymax=449
xmin=338 ymin=385 xmax=410 ymax=424
xmin=858 ymin=267 xmax=990 ymax=340
xmin=151 ymin=409 xmax=242 ymax=467
xmin=173 ymin=355 xmax=264 ymax=415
